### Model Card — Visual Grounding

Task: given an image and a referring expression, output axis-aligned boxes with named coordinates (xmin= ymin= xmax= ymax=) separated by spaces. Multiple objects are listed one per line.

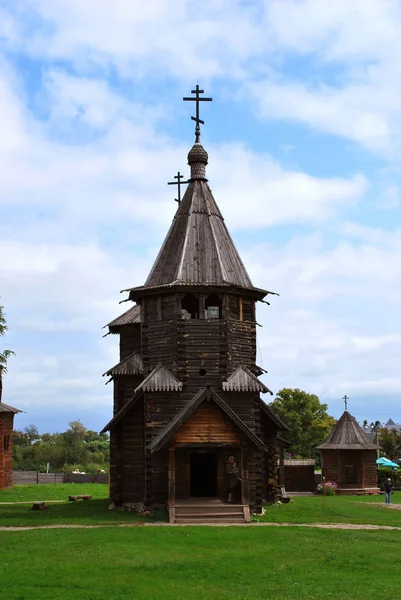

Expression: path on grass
xmin=1 ymin=521 xmax=401 ymax=532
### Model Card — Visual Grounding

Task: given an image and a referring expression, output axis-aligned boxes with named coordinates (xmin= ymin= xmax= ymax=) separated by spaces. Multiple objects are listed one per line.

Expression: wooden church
xmin=102 ymin=87 xmax=288 ymax=522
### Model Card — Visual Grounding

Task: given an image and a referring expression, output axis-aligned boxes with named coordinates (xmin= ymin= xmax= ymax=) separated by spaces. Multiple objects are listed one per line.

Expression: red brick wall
xmin=0 ymin=413 xmax=15 ymax=489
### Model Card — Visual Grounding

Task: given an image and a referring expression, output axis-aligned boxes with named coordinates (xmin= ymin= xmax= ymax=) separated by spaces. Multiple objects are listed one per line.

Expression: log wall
xmin=119 ymin=325 xmax=141 ymax=361
xmin=0 ymin=413 xmax=15 ymax=489
xmin=321 ymin=449 xmax=378 ymax=490
xmin=174 ymin=405 xmax=241 ymax=445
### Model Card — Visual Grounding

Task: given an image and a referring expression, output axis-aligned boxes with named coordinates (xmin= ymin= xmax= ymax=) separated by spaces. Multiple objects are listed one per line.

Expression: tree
xmin=24 ymin=424 xmax=40 ymax=445
xmin=0 ymin=302 xmax=15 ymax=403
xmin=378 ymin=428 xmax=401 ymax=460
xmin=269 ymin=388 xmax=336 ymax=459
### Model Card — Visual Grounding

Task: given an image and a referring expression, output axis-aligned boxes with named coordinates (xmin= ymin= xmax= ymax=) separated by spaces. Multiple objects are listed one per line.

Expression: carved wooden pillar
xmin=241 ymin=446 xmax=251 ymax=521
xmin=168 ymin=446 xmax=176 ymax=523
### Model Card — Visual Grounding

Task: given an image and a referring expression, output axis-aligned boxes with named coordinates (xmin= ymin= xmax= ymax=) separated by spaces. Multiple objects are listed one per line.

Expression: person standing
xmin=384 ymin=478 xmax=393 ymax=505
xmin=226 ymin=456 xmax=239 ymax=503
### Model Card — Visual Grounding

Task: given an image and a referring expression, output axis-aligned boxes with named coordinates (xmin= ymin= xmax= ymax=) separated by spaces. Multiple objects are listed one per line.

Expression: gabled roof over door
xmin=147 ymin=386 xmax=268 ymax=454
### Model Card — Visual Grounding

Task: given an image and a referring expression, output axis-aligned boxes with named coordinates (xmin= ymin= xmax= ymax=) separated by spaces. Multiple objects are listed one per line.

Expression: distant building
xmin=0 ymin=402 xmax=22 ymax=489
xmin=383 ymin=419 xmax=401 ymax=433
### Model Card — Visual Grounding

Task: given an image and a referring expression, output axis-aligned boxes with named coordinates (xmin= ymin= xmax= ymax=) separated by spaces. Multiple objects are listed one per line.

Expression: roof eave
xmin=123 ymin=282 xmax=276 ymax=302
xmin=0 ymin=402 xmax=24 ymax=414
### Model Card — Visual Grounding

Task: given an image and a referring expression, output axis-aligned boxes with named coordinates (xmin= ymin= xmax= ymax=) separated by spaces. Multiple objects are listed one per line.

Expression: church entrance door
xmin=190 ymin=452 xmax=217 ymax=497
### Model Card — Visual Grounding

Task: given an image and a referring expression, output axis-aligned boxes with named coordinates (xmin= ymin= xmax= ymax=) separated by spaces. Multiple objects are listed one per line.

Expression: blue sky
xmin=0 ymin=0 xmax=400 ymax=433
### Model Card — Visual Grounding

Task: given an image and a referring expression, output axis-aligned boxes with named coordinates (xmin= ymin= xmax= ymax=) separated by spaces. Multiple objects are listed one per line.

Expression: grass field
xmin=1 ymin=486 xmax=400 ymax=528
xmin=1 ymin=487 xmax=401 ymax=599
xmin=0 ymin=483 xmax=108 ymax=502
xmin=0 ymin=484 xmax=150 ymax=526
xmin=1 ymin=526 xmax=401 ymax=599
xmin=259 ymin=494 xmax=401 ymax=527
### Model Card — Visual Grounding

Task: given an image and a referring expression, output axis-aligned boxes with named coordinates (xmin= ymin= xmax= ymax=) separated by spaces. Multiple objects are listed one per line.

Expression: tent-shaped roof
xmin=317 ymin=410 xmax=379 ymax=451
xmin=123 ymin=144 xmax=275 ymax=301
xmin=384 ymin=418 xmax=401 ymax=432
xmin=147 ymin=386 xmax=268 ymax=454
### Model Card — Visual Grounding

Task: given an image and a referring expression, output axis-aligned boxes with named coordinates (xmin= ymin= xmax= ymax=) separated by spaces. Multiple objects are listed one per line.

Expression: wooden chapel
xmin=102 ymin=87 xmax=288 ymax=522
xmin=317 ymin=407 xmax=380 ymax=495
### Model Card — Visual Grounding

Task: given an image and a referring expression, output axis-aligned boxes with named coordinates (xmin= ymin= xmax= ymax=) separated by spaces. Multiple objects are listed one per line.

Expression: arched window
xmin=205 ymin=294 xmax=222 ymax=319
xmin=181 ymin=294 xmax=199 ymax=319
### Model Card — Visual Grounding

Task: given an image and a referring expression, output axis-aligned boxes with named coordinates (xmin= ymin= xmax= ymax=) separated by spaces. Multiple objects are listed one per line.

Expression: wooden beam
xmin=168 ymin=446 xmax=176 ymax=523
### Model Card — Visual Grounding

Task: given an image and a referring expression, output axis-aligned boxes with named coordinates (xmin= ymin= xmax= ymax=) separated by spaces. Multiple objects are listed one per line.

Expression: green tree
xmin=379 ymin=428 xmax=401 ymax=460
xmin=269 ymin=388 xmax=336 ymax=459
xmin=0 ymin=302 xmax=15 ymax=403
xmin=24 ymin=424 xmax=40 ymax=445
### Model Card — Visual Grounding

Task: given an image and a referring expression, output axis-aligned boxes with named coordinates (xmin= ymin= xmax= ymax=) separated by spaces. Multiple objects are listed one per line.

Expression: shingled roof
xmin=124 ymin=143 xmax=274 ymax=300
xmin=316 ymin=410 xmax=379 ymax=451
xmin=103 ymin=351 xmax=143 ymax=377
xmin=105 ymin=304 xmax=140 ymax=334
xmin=222 ymin=366 xmax=272 ymax=394
xmin=101 ymin=363 xmax=183 ymax=432
xmin=0 ymin=402 xmax=23 ymax=414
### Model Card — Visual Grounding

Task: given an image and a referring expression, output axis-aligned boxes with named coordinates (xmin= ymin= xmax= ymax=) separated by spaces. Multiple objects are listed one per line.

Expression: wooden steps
xmin=173 ymin=499 xmax=250 ymax=524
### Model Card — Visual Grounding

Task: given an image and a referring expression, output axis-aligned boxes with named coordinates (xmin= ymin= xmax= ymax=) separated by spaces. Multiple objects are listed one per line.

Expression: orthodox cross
xmin=168 ymin=171 xmax=187 ymax=204
xmin=183 ymin=84 xmax=213 ymax=143
xmin=343 ymin=394 xmax=349 ymax=411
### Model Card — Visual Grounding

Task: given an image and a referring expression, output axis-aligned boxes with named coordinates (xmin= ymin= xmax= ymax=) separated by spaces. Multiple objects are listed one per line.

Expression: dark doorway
xmin=190 ymin=453 xmax=217 ymax=497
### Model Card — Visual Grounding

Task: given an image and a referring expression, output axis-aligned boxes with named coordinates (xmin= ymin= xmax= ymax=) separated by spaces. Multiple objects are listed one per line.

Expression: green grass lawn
xmin=0 ymin=485 xmax=151 ymax=526
xmin=0 ymin=483 xmax=109 ymax=502
xmin=1 ymin=487 xmax=400 ymax=528
xmin=1 ymin=526 xmax=401 ymax=600
xmin=258 ymin=494 xmax=401 ymax=527
xmin=0 ymin=498 xmax=151 ymax=526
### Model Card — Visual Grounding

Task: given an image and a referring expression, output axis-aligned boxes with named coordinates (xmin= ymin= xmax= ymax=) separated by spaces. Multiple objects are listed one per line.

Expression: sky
xmin=0 ymin=0 xmax=400 ymax=433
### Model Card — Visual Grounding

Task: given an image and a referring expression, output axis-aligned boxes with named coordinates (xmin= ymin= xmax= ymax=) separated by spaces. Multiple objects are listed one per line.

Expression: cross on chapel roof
xmin=183 ymin=84 xmax=212 ymax=143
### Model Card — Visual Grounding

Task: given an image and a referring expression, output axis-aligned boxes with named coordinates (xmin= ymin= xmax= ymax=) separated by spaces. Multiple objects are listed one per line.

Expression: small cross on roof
xmin=183 ymin=84 xmax=213 ymax=143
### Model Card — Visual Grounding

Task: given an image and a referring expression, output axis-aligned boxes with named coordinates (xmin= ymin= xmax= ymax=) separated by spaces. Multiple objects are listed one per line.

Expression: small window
xmin=205 ymin=294 xmax=222 ymax=319
xmin=181 ymin=294 xmax=199 ymax=319
xmin=3 ymin=435 xmax=10 ymax=452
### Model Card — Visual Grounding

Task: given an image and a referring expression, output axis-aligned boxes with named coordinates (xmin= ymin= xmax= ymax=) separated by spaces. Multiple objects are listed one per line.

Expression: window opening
xmin=181 ymin=294 xmax=199 ymax=319
xmin=3 ymin=435 xmax=10 ymax=452
xmin=205 ymin=294 xmax=222 ymax=319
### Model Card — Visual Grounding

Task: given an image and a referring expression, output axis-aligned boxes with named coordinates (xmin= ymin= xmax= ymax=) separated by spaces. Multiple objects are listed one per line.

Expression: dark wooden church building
xmin=102 ymin=88 xmax=288 ymax=522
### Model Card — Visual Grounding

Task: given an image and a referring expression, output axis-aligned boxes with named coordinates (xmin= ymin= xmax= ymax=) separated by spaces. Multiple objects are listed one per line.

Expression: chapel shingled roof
xmin=123 ymin=143 xmax=276 ymax=301
xmin=316 ymin=410 xmax=379 ymax=451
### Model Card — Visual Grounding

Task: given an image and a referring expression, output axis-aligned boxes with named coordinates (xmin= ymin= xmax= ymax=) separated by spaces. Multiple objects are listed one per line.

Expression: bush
xmin=377 ymin=467 xmax=401 ymax=490
xmin=317 ymin=481 xmax=338 ymax=495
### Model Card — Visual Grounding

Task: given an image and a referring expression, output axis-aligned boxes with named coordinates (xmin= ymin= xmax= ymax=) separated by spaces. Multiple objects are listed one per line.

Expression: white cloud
xmin=249 ymin=227 xmax=401 ymax=420
xmin=209 ymin=144 xmax=367 ymax=229
xmin=1 ymin=1 xmax=400 ymax=428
